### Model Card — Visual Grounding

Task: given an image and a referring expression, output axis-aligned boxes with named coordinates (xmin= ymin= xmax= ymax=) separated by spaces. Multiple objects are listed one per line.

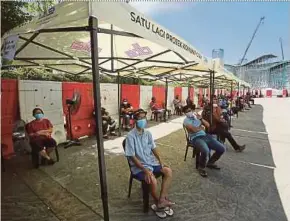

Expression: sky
xmin=130 ymin=2 xmax=290 ymax=65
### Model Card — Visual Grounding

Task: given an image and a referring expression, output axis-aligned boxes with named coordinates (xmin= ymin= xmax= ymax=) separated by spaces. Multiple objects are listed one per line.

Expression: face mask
xmin=34 ymin=113 xmax=44 ymax=120
xmin=186 ymin=112 xmax=194 ymax=118
xmin=123 ymin=102 xmax=128 ymax=105
xmin=213 ymin=104 xmax=218 ymax=107
xmin=136 ymin=119 xmax=147 ymax=129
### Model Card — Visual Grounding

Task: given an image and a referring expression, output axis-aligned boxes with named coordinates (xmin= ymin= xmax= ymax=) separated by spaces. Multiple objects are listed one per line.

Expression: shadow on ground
xmin=1 ymin=105 xmax=288 ymax=221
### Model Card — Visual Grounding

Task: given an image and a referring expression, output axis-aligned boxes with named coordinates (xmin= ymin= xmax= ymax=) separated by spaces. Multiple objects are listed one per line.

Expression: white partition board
xmin=18 ymin=80 xmax=66 ymax=144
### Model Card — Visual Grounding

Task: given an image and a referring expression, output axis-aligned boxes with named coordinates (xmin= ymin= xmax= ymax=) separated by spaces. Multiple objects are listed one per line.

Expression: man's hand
xmin=144 ymin=169 xmax=153 ymax=184
xmin=196 ymin=113 xmax=202 ymax=120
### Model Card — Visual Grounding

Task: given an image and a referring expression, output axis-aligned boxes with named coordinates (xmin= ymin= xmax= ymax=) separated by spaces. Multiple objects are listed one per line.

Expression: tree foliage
xmin=1 ymin=1 xmax=32 ymax=36
xmin=1 ymin=1 xmax=57 ymax=36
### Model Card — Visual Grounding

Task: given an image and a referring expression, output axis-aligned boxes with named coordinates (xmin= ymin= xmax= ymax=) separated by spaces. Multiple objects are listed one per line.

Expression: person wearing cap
xmin=124 ymin=108 xmax=175 ymax=212
xmin=26 ymin=108 xmax=56 ymax=167
xmin=120 ymin=98 xmax=134 ymax=131
xmin=183 ymin=105 xmax=226 ymax=177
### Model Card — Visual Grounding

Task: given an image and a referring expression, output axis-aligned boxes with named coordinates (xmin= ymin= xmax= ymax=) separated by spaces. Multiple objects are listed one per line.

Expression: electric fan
xmin=64 ymin=91 xmax=82 ymax=149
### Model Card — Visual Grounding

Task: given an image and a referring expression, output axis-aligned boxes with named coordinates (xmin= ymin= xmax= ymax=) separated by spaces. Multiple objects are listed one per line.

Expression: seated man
xmin=186 ymin=96 xmax=196 ymax=111
xmin=121 ymin=98 xmax=134 ymax=131
xmin=204 ymin=100 xmax=246 ymax=152
xmin=183 ymin=106 xmax=226 ymax=177
xmin=125 ymin=109 xmax=174 ymax=215
xmin=101 ymin=107 xmax=117 ymax=139
xmin=26 ymin=108 xmax=56 ymax=168
xmin=173 ymin=95 xmax=182 ymax=115
xmin=149 ymin=97 xmax=165 ymax=119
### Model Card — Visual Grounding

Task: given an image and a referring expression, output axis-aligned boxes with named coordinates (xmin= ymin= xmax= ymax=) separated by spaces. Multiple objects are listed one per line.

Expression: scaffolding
xmin=225 ymin=54 xmax=290 ymax=90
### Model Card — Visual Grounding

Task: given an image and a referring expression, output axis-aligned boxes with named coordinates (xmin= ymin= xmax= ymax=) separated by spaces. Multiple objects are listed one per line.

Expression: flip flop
xmin=151 ymin=204 xmax=167 ymax=219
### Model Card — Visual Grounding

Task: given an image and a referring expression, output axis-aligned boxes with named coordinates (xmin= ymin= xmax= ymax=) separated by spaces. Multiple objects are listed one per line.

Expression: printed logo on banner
xmin=125 ymin=43 xmax=153 ymax=58
xmin=36 ymin=6 xmax=58 ymax=25
xmin=1 ymin=35 xmax=19 ymax=65
xmin=70 ymin=41 xmax=102 ymax=53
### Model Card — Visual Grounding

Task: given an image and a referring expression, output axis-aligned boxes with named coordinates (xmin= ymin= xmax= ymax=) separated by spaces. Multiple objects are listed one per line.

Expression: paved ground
xmin=2 ymin=99 xmax=289 ymax=221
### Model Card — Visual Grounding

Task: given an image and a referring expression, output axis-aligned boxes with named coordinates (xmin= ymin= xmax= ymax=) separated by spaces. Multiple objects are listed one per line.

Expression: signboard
xmin=1 ymin=35 xmax=19 ymax=65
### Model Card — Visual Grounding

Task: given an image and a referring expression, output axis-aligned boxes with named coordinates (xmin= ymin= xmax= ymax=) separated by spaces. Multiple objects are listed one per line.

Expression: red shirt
xmin=26 ymin=118 xmax=53 ymax=134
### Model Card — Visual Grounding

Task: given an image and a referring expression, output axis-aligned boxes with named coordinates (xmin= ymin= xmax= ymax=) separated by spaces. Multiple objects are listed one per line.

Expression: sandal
xmin=198 ymin=168 xmax=208 ymax=177
xmin=151 ymin=204 xmax=167 ymax=219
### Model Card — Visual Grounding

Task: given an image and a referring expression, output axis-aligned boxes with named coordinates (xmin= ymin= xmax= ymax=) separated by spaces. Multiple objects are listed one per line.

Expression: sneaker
xmin=198 ymin=168 xmax=208 ymax=177
xmin=236 ymin=145 xmax=246 ymax=152
xmin=110 ymin=132 xmax=117 ymax=136
xmin=47 ymin=159 xmax=55 ymax=165
xmin=206 ymin=163 xmax=221 ymax=170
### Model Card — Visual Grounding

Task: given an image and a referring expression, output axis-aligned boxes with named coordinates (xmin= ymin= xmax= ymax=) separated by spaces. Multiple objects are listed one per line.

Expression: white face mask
xmin=186 ymin=112 xmax=194 ymax=118
xmin=123 ymin=102 xmax=128 ymax=105
xmin=213 ymin=104 xmax=218 ymax=107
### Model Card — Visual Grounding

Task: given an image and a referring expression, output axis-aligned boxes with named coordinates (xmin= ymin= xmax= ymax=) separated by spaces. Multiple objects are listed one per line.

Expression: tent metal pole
xmin=209 ymin=71 xmax=213 ymax=127
xmin=230 ymin=81 xmax=233 ymax=127
xmin=164 ymin=78 xmax=168 ymax=122
xmin=89 ymin=16 xmax=110 ymax=221
xmin=118 ymin=72 xmax=122 ymax=136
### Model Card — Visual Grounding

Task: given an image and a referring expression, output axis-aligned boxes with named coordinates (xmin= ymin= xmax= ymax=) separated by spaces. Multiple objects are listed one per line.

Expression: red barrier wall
xmin=121 ymin=84 xmax=140 ymax=110
xmin=152 ymin=86 xmax=165 ymax=107
xmin=189 ymin=88 xmax=194 ymax=100
xmin=1 ymin=79 xmax=19 ymax=158
xmin=174 ymin=87 xmax=182 ymax=100
xmin=62 ymin=82 xmax=95 ymax=139
xmin=266 ymin=89 xmax=272 ymax=98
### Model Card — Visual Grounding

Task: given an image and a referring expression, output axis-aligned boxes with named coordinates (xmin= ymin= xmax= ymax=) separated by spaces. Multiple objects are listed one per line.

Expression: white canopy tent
xmin=1 ymin=2 xmax=219 ymax=220
xmin=1 ymin=1 xmax=212 ymax=80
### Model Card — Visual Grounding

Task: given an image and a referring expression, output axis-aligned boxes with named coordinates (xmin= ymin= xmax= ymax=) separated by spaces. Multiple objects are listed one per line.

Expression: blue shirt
xmin=183 ymin=117 xmax=206 ymax=141
xmin=125 ymin=128 xmax=159 ymax=174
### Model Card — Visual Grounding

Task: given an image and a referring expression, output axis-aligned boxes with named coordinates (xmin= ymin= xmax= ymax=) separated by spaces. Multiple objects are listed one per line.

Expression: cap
xmin=133 ymin=108 xmax=147 ymax=119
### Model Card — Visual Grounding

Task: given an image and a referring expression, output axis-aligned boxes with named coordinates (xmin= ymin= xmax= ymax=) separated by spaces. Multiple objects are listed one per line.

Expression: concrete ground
xmin=2 ymin=98 xmax=289 ymax=221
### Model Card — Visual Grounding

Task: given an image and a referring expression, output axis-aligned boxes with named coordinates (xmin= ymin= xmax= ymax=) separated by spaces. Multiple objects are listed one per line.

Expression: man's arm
xmin=185 ymin=124 xmax=204 ymax=133
xmin=201 ymin=119 xmax=210 ymax=128
xmin=152 ymin=148 xmax=163 ymax=166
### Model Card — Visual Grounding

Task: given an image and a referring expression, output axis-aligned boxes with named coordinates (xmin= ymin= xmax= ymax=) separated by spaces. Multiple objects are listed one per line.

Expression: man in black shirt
xmin=121 ymin=99 xmax=134 ymax=130
xmin=99 ymin=107 xmax=117 ymax=139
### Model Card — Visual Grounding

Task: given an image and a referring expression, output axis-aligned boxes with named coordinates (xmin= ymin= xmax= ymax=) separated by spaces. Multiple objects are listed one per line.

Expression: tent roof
xmin=1 ymin=1 xmax=212 ymax=81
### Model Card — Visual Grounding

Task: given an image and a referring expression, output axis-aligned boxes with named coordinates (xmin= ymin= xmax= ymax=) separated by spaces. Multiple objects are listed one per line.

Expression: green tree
xmin=1 ymin=1 xmax=32 ymax=36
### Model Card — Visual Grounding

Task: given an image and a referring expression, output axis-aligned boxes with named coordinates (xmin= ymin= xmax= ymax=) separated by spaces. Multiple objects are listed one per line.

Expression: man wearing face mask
xmin=26 ymin=108 xmax=56 ymax=168
xmin=121 ymin=98 xmax=134 ymax=131
xmin=125 ymin=109 xmax=175 ymax=215
xmin=183 ymin=106 xmax=226 ymax=177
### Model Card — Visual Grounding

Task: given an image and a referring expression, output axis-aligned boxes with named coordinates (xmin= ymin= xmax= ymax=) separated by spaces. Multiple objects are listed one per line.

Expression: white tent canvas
xmin=2 ymin=1 xmax=212 ymax=82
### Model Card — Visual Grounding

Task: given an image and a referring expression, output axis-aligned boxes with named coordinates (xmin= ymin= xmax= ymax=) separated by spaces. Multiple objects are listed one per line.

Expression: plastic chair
xmin=183 ymin=125 xmax=199 ymax=169
xmin=122 ymin=139 xmax=162 ymax=212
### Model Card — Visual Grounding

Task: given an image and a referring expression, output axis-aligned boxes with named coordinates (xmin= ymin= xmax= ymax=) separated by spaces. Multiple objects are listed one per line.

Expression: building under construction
xmin=225 ymin=55 xmax=290 ymax=89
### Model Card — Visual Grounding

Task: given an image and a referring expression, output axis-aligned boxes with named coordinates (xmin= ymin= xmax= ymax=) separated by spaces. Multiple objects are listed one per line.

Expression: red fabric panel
xmin=1 ymin=79 xmax=19 ymax=158
xmin=282 ymin=89 xmax=287 ymax=97
xmin=174 ymin=87 xmax=182 ymax=100
xmin=189 ymin=88 xmax=194 ymax=100
xmin=266 ymin=90 xmax=272 ymax=97
xmin=198 ymin=88 xmax=203 ymax=106
xmin=62 ymin=82 xmax=95 ymax=139
xmin=206 ymin=88 xmax=210 ymax=96
xmin=152 ymin=86 xmax=165 ymax=107
xmin=121 ymin=84 xmax=140 ymax=110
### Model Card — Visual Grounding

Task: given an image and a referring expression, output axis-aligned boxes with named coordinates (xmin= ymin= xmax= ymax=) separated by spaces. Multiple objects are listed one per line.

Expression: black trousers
xmin=102 ymin=117 xmax=116 ymax=135
xmin=213 ymin=123 xmax=239 ymax=150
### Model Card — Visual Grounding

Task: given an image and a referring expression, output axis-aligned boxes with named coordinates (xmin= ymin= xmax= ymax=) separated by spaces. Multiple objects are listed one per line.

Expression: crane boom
xmin=239 ymin=16 xmax=265 ymax=65
xmin=279 ymin=37 xmax=284 ymax=61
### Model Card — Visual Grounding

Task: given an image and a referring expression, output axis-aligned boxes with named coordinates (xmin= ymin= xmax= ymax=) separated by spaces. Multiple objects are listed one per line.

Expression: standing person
xmin=173 ymin=95 xmax=182 ymax=115
xmin=100 ymin=107 xmax=117 ymax=139
xmin=125 ymin=109 xmax=175 ymax=218
xmin=183 ymin=106 xmax=226 ymax=177
xmin=121 ymin=98 xmax=134 ymax=131
xmin=26 ymin=108 xmax=56 ymax=168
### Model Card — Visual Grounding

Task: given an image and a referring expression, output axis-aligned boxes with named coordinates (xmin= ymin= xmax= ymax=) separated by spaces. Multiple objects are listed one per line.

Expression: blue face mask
xmin=136 ymin=119 xmax=147 ymax=129
xmin=34 ymin=113 xmax=44 ymax=120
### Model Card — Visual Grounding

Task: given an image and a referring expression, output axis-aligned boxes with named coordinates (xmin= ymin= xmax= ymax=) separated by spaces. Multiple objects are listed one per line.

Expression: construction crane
xmin=239 ymin=16 xmax=265 ymax=65
xmin=279 ymin=37 xmax=284 ymax=61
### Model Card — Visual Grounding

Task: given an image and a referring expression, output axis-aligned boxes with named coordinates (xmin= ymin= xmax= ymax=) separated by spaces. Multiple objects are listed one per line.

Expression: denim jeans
xmin=191 ymin=134 xmax=226 ymax=169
